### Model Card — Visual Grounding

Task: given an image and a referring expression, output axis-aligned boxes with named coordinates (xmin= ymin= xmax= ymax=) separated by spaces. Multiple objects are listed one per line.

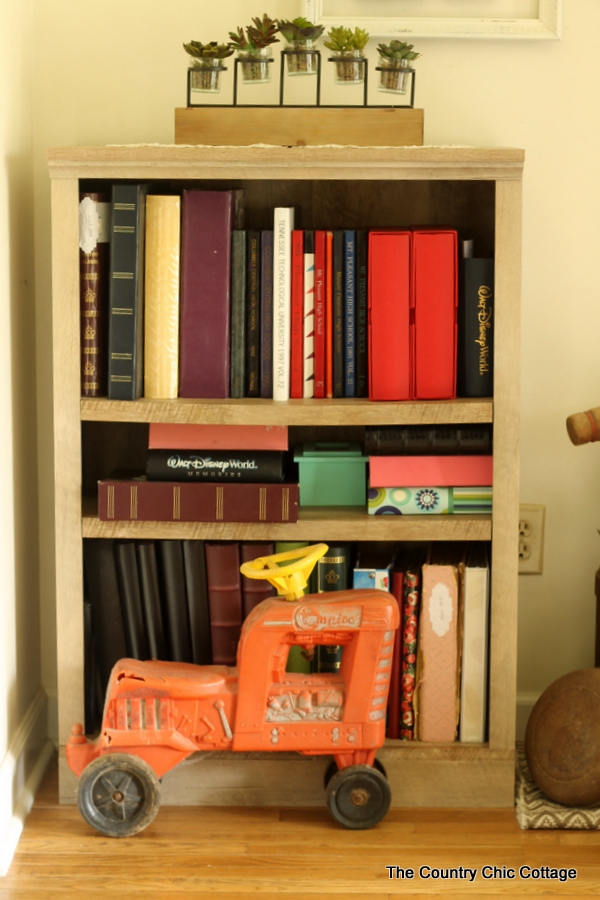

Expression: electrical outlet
xmin=518 ymin=504 xmax=545 ymax=574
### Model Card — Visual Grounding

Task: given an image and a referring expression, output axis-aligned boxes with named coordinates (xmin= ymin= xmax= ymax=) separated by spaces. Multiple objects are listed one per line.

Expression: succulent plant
xmin=183 ymin=40 xmax=234 ymax=61
xmin=323 ymin=26 xmax=369 ymax=53
xmin=229 ymin=14 xmax=279 ymax=54
xmin=277 ymin=16 xmax=325 ymax=43
xmin=377 ymin=39 xmax=421 ymax=64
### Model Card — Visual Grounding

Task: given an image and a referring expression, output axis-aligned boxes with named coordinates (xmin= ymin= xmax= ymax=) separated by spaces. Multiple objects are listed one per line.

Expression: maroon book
xmin=205 ymin=542 xmax=243 ymax=666
xmin=98 ymin=478 xmax=299 ymax=523
xmin=79 ymin=192 xmax=110 ymax=397
xmin=179 ymin=190 xmax=238 ymax=398
xmin=240 ymin=541 xmax=275 ymax=618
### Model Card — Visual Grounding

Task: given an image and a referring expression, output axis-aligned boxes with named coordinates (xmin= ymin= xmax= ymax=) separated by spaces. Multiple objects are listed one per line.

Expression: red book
xmin=368 ymin=454 xmax=493 ymax=487
xmin=313 ymin=231 xmax=327 ymax=398
xmin=240 ymin=541 xmax=275 ymax=618
xmin=386 ymin=568 xmax=404 ymax=740
xmin=325 ymin=231 xmax=333 ymax=399
xmin=179 ymin=190 xmax=236 ymax=398
xmin=368 ymin=230 xmax=411 ymax=400
xmin=98 ymin=478 xmax=299 ymax=523
xmin=148 ymin=424 xmax=288 ymax=451
xmin=413 ymin=228 xmax=458 ymax=399
xmin=205 ymin=542 xmax=243 ymax=666
xmin=290 ymin=230 xmax=305 ymax=399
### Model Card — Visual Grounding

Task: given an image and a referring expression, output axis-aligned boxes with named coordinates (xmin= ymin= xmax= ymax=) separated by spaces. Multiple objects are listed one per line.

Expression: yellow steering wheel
xmin=239 ymin=542 xmax=329 ymax=601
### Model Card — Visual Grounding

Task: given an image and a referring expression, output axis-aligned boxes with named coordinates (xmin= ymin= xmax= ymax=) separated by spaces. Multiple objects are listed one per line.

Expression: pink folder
xmin=369 ymin=455 xmax=493 ymax=488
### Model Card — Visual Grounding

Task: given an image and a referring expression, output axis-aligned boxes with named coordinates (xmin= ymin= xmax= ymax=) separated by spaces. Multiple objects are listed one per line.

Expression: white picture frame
xmin=304 ymin=0 xmax=561 ymax=40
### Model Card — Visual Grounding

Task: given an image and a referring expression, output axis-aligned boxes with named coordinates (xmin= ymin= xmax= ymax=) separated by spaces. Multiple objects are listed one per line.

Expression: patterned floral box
xmin=367 ymin=485 xmax=492 ymax=515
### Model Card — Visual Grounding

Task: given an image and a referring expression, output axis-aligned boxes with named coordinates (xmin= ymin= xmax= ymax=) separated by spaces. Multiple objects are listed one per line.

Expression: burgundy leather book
xmin=179 ymin=190 xmax=237 ymax=398
xmin=98 ymin=477 xmax=299 ymax=523
xmin=240 ymin=541 xmax=275 ymax=618
xmin=79 ymin=192 xmax=110 ymax=398
xmin=204 ymin=542 xmax=243 ymax=666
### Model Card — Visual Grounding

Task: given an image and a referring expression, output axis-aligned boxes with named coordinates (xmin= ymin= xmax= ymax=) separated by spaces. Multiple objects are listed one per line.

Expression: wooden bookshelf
xmin=48 ymin=144 xmax=522 ymax=808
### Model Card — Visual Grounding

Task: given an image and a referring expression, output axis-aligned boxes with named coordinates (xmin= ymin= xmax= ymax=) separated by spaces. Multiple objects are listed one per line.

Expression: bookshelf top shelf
xmin=80 ymin=397 xmax=493 ymax=426
xmin=47 ymin=144 xmax=524 ymax=183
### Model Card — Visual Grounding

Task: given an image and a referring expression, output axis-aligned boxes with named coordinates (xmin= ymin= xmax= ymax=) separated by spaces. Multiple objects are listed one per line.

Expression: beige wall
xmin=30 ymin=0 xmax=600 ymax=742
xmin=0 ymin=0 xmax=49 ymax=874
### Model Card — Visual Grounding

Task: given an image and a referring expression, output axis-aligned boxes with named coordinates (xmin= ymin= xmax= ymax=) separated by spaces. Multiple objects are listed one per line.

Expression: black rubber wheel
xmin=77 ymin=753 xmax=161 ymax=837
xmin=326 ymin=764 xmax=392 ymax=829
xmin=324 ymin=757 xmax=387 ymax=788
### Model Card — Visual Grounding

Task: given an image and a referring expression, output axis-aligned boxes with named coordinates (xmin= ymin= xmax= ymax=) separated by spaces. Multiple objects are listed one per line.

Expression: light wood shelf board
xmin=81 ymin=397 xmax=493 ymax=425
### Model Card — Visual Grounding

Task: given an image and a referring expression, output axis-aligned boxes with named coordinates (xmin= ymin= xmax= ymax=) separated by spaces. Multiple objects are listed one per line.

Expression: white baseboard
xmin=0 ymin=688 xmax=55 ymax=877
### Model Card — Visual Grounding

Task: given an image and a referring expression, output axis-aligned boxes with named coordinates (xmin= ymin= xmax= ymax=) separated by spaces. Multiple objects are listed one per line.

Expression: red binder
xmin=413 ymin=228 xmax=458 ymax=399
xmin=368 ymin=230 xmax=411 ymax=401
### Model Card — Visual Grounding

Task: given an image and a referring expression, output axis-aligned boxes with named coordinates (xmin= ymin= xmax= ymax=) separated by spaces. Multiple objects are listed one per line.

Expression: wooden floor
xmin=3 ymin=756 xmax=600 ymax=899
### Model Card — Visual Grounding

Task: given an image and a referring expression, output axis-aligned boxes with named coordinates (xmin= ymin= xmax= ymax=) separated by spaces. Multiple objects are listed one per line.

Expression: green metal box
xmin=294 ymin=442 xmax=368 ymax=507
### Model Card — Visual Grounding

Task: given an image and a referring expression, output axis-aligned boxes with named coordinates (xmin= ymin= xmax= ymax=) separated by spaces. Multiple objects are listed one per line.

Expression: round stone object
xmin=525 ymin=668 xmax=600 ymax=807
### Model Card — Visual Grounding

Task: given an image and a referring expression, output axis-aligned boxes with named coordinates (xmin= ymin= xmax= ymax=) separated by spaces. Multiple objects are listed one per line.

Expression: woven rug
xmin=515 ymin=741 xmax=600 ymax=829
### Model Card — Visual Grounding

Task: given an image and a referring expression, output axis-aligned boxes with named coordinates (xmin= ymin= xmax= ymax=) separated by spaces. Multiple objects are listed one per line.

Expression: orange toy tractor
xmin=67 ymin=543 xmax=399 ymax=836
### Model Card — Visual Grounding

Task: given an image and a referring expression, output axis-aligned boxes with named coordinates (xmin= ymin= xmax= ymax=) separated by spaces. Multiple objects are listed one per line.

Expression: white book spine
xmin=459 ymin=565 xmax=490 ymax=743
xmin=303 ymin=250 xmax=315 ymax=399
xmin=272 ymin=207 xmax=295 ymax=401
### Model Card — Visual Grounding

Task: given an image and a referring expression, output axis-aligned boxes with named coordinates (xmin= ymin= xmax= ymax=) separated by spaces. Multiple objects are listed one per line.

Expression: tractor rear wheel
xmin=326 ymin=763 xmax=391 ymax=830
xmin=77 ymin=753 xmax=160 ymax=837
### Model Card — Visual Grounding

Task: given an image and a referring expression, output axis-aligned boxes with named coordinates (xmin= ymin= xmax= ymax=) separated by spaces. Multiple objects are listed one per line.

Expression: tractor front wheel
xmin=326 ymin=763 xmax=391 ymax=830
xmin=77 ymin=753 xmax=161 ymax=837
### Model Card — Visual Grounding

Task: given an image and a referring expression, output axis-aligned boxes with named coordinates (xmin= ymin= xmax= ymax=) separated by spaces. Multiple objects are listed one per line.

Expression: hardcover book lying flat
xmin=98 ymin=477 xmax=299 ymax=523
xmin=368 ymin=455 xmax=493 ymax=488
xmin=368 ymin=486 xmax=492 ymax=515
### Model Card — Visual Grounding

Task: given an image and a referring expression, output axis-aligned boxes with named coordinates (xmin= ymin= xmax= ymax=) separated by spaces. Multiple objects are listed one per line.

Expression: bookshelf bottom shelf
xmin=58 ymin=744 xmax=515 ymax=808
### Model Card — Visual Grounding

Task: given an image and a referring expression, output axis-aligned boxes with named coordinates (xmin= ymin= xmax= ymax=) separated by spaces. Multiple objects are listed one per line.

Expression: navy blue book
xmin=355 ymin=229 xmax=369 ymax=398
xmin=260 ymin=230 xmax=274 ymax=398
xmin=343 ymin=230 xmax=356 ymax=397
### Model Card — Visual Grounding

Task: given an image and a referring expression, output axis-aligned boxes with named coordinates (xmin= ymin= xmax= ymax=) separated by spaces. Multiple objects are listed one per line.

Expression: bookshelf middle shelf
xmin=81 ymin=497 xmax=492 ymax=541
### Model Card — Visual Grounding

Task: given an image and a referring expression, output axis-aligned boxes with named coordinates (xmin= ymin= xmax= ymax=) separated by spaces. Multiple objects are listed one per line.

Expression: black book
xmin=230 ymin=229 xmax=247 ymax=399
xmin=83 ymin=599 xmax=103 ymax=735
xmin=182 ymin=540 xmax=212 ymax=665
xmin=145 ymin=448 xmax=286 ymax=483
xmin=115 ymin=540 xmax=150 ymax=660
xmin=364 ymin=424 xmax=493 ymax=456
xmin=83 ymin=539 xmax=128 ymax=693
xmin=245 ymin=230 xmax=261 ymax=398
xmin=157 ymin=541 xmax=193 ymax=663
xmin=135 ymin=540 xmax=167 ymax=660
xmin=313 ymin=543 xmax=353 ymax=674
xmin=107 ymin=182 xmax=149 ymax=400
xmin=355 ymin=229 xmax=369 ymax=398
xmin=332 ymin=230 xmax=345 ymax=398
xmin=458 ymin=246 xmax=494 ymax=397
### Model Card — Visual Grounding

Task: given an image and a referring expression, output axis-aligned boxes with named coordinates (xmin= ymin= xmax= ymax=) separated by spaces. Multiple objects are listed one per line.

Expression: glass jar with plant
xmin=277 ymin=17 xmax=325 ymax=75
xmin=184 ymin=40 xmax=234 ymax=93
xmin=323 ymin=26 xmax=369 ymax=85
xmin=376 ymin=40 xmax=420 ymax=94
xmin=229 ymin=14 xmax=279 ymax=84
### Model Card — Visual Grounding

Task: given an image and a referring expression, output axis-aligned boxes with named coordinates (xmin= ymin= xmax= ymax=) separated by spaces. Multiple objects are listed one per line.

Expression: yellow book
xmin=144 ymin=195 xmax=181 ymax=398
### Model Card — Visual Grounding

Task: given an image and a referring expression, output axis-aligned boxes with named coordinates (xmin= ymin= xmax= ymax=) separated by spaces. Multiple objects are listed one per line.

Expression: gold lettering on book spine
xmin=173 ymin=486 xmax=181 ymax=520
xmin=216 ymin=487 xmax=224 ymax=520
xmin=282 ymin=487 xmax=289 ymax=521
xmin=474 ymin=284 xmax=493 ymax=376
xmin=259 ymin=488 xmax=267 ymax=521
xmin=130 ymin=485 xmax=138 ymax=520
xmin=106 ymin=485 xmax=115 ymax=519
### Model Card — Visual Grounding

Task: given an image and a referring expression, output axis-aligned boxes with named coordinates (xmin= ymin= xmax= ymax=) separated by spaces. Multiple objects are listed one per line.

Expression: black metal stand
xmin=186 ymin=57 xmax=416 ymax=109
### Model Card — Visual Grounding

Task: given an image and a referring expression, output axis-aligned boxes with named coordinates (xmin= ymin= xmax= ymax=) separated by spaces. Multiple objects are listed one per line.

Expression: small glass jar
xmin=377 ymin=58 xmax=411 ymax=94
xmin=330 ymin=49 xmax=365 ymax=85
xmin=189 ymin=59 xmax=226 ymax=93
xmin=238 ymin=46 xmax=273 ymax=84
xmin=285 ymin=38 xmax=319 ymax=75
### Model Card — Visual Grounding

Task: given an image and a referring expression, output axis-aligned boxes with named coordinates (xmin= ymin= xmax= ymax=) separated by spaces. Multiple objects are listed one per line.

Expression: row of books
xmin=83 ymin=537 xmax=489 ymax=745
xmin=79 ymin=187 xmax=494 ymax=402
